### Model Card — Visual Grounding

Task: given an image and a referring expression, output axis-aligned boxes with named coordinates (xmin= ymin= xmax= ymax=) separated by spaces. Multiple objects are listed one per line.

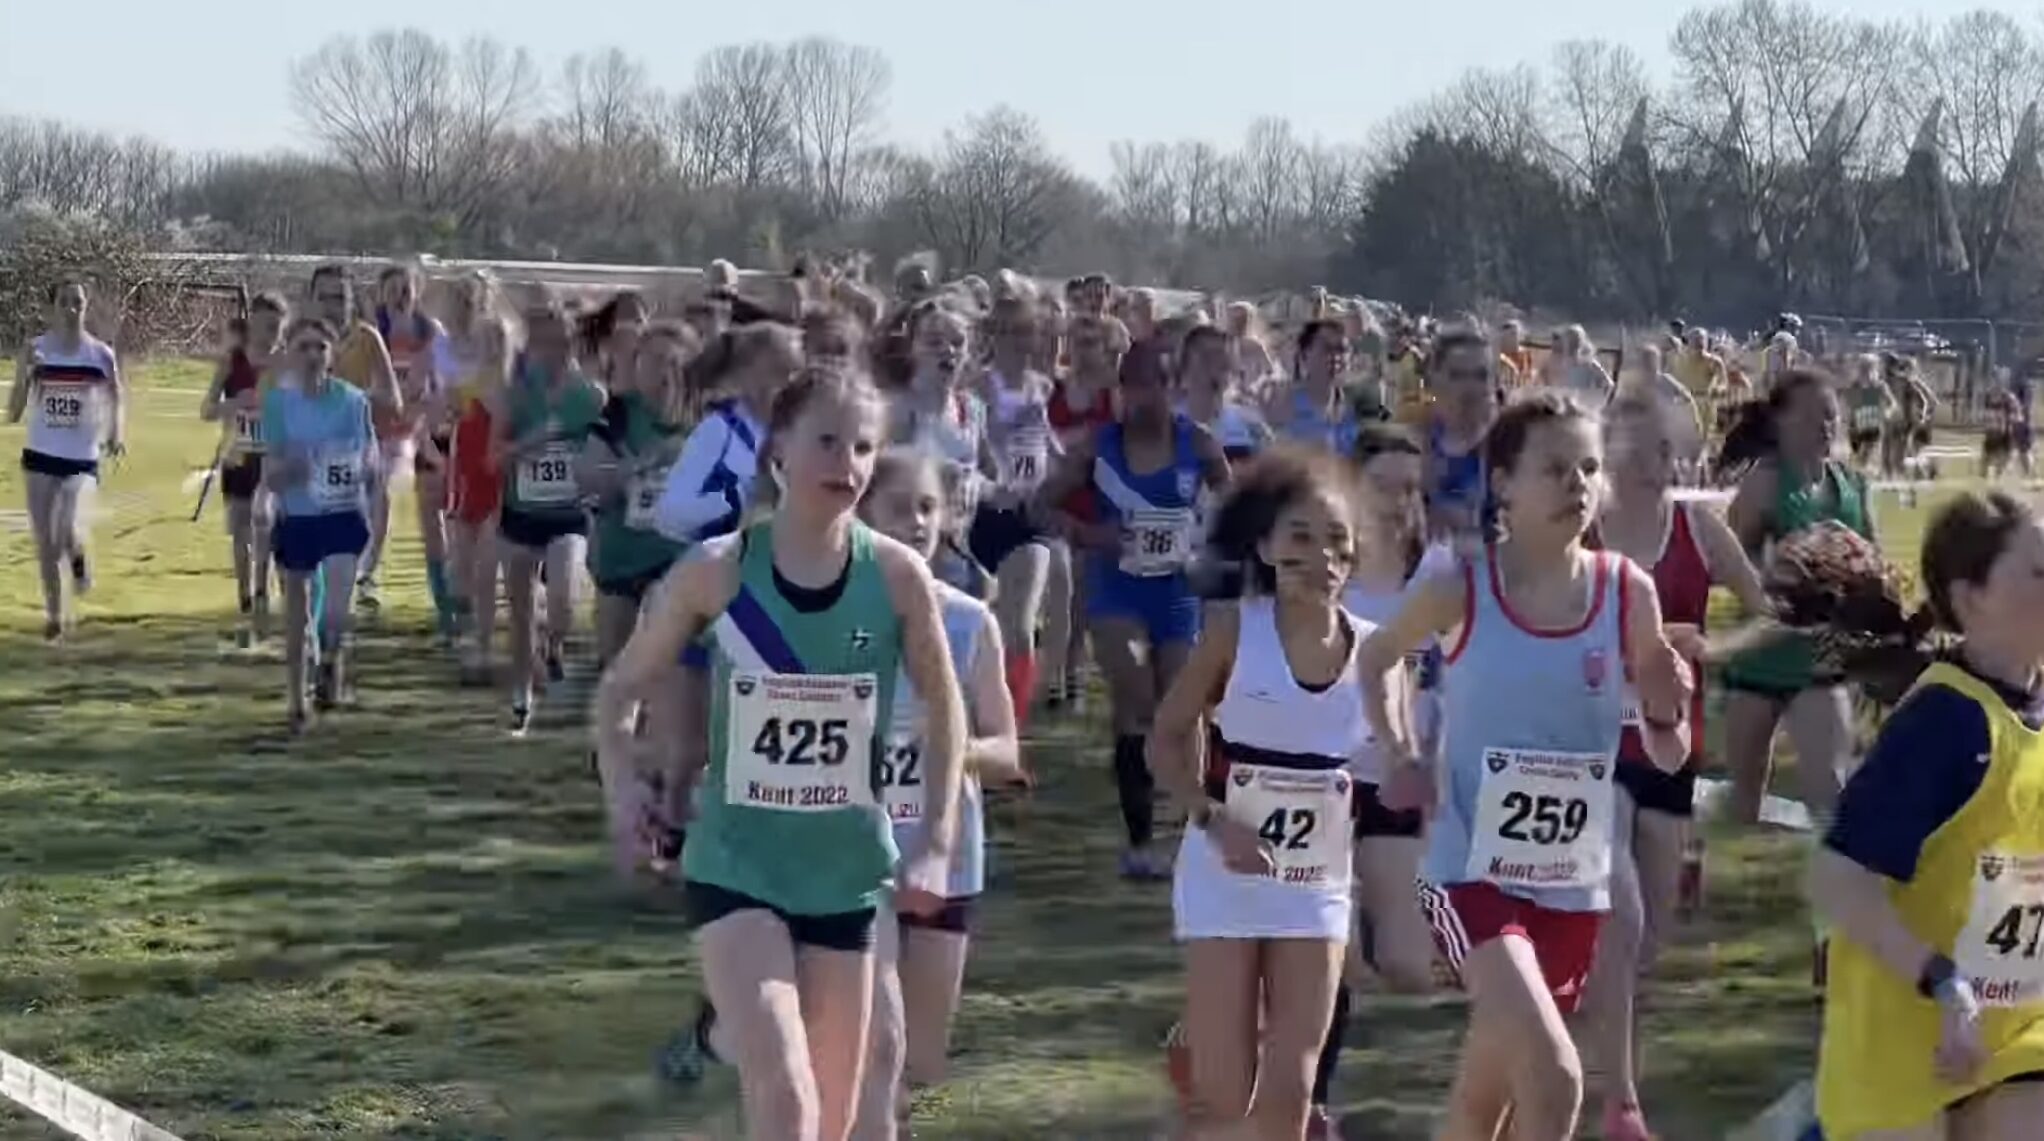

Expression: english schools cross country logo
xmin=1982 ymin=854 xmax=2006 ymax=882
xmin=1232 ymin=770 xmax=1252 ymax=788
xmin=735 ymin=675 xmax=756 ymax=696
xmin=1590 ymin=762 xmax=1606 ymax=780
xmin=1582 ymin=648 xmax=1608 ymax=693
xmin=853 ymin=678 xmax=874 ymax=700
xmin=1485 ymin=749 xmax=1508 ymax=774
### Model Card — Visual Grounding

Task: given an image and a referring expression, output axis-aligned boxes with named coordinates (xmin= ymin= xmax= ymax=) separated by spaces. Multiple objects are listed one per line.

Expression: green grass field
xmin=0 ymin=360 xmax=1972 ymax=1139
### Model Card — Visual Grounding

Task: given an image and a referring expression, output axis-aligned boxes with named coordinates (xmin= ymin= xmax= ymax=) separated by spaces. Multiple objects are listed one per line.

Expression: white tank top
xmin=1213 ymin=597 xmax=1372 ymax=765
xmin=25 ymin=332 xmax=117 ymax=462
xmin=986 ymin=371 xmax=1053 ymax=493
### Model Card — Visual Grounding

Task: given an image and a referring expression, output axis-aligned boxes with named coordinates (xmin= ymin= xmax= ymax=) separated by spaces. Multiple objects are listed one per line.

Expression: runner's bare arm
xmin=1689 ymin=500 xmax=1771 ymax=617
xmin=1726 ymin=461 xmax=1778 ymax=558
xmin=6 ymin=352 xmax=26 ymax=423
xmin=879 ymin=536 xmax=967 ymax=862
xmin=1189 ymin=422 xmax=1231 ymax=493
xmin=370 ymin=330 xmax=402 ymax=420
xmin=1809 ymin=847 xmax=1938 ymax=987
xmin=200 ymin=356 xmax=230 ymax=422
xmin=962 ymin=607 xmax=1024 ymax=786
xmin=595 ymin=544 xmax=736 ymax=749
xmin=1621 ymin=559 xmax=1692 ymax=773
xmin=1148 ymin=602 xmax=1239 ymax=817
xmin=106 ymin=346 xmax=126 ymax=453
xmin=1357 ymin=569 xmax=1466 ymax=764
xmin=1031 ymin=434 xmax=1101 ymax=538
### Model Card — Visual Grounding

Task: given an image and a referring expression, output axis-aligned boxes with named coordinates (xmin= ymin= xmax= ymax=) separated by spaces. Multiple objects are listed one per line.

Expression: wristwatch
xmin=1917 ymin=952 xmax=1958 ymax=999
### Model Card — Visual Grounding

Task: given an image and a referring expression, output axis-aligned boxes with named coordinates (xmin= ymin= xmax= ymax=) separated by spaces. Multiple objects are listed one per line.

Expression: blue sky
xmin=0 ymin=0 xmax=2026 ymax=175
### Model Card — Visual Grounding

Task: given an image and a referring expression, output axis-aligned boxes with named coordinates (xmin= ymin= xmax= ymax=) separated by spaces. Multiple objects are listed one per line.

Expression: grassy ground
xmin=0 ymin=360 xmax=1971 ymax=1139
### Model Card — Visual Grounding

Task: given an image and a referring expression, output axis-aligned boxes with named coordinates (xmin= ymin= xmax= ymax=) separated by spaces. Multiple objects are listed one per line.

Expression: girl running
xmin=441 ymin=272 xmax=514 ymax=682
xmin=1719 ymin=369 xmax=1870 ymax=826
xmin=969 ymin=296 xmax=1061 ymax=721
xmin=1583 ymin=393 xmax=1770 ymax=1141
xmin=580 ymin=321 xmax=696 ymax=666
xmin=1982 ymin=381 xmax=2020 ymax=481
xmin=361 ymin=264 xmax=445 ymax=616
xmin=1037 ymin=342 xmax=1231 ymax=880
xmin=594 ymin=367 xmax=967 ymax=1141
xmin=262 ymin=318 xmax=378 ymax=732
xmin=1224 ymin=302 xmax=1279 ymax=390
xmin=1357 ymin=392 xmax=1693 ymax=1140
xmin=852 ymin=449 xmax=1025 ymax=1137
xmin=1882 ymin=354 xmax=1939 ymax=483
xmin=888 ymin=305 xmax=995 ymax=598
xmin=201 ymin=292 xmax=287 ymax=648
xmin=8 ymin=279 xmax=125 ymax=642
xmin=1150 ymin=447 xmax=1375 ymax=1140
xmin=1179 ymin=324 xmax=1270 ymax=463
xmin=653 ymin=324 xmax=799 ymax=547
xmin=1811 ymin=491 xmax=2044 ymax=1140
xmin=1843 ymin=354 xmax=1896 ymax=470
xmin=1274 ymin=320 xmax=1362 ymax=453
xmin=1043 ymin=313 xmax=1126 ymax=711
xmin=1421 ymin=330 xmax=1498 ymax=546
xmin=491 ymin=298 xmax=604 ymax=736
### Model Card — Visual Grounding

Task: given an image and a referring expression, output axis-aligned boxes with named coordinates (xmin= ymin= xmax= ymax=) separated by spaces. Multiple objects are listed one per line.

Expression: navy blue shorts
xmin=1615 ymin=758 xmax=1700 ymax=818
xmin=1084 ymin=556 xmax=1200 ymax=645
xmin=274 ymin=511 xmax=369 ymax=573
xmin=968 ymin=505 xmax=1047 ymax=570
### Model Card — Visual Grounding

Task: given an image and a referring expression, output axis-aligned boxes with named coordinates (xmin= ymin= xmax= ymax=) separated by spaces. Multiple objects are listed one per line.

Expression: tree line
xmin=6 ymin=0 xmax=2044 ymax=331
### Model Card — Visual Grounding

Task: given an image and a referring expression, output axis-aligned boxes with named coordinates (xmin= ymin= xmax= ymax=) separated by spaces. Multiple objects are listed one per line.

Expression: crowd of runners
xmin=9 ymin=257 xmax=2044 ymax=1141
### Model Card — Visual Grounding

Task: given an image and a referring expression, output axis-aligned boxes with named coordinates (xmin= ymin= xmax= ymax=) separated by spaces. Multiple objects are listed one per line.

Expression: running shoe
xmin=313 ymin=662 xmax=338 ymax=712
xmin=43 ymin=618 xmax=62 ymax=643
xmin=355 ymin=575 xmax=382 ymax=612
xmin=70 ymin=553 xmax=90 ymax=596
xmin=658 ymin=1001 xmax=721 ymax=1086
xmin=1119 ymin=848 xmax=1170 ymax=882
xmin=509 ymin=702 xmax=533 ymax=738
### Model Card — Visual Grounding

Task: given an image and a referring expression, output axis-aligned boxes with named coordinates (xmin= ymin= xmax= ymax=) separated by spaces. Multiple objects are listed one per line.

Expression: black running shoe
xmin=70 ymin=553 xmax=90 ymax=596
xmin=657 ymin=1001 xmax=719 ymax=1086
xmin=313 ymin=662 xmax=338 ymax=712
xmin=509 ymin=702 xmax=533 ymax=738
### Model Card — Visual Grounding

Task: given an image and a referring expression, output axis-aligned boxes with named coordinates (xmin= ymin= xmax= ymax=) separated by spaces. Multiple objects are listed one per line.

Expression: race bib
xmin=1226 ymin=763 xmax=1353 ymax=889
xmin=1002 ymin=427 xmax=1050 ymax=491
xmin=313 ymin=447 xmax=362 ymax=510
xmin=877 ymin=731 xmax=925 ymax=825
xmin=231 ymin=410 xmax=265 ymax=455
xmin=1119 ymin=507 xmax=1194 ymax=577
xmin=39 ymin=383 xmax=85 ymax=430
xmin=516 ymin=441 xmax=578 ymax=506
xmin=1466 ymin=747 xmax=1614 ymax=891
xmin=1852 ymin=406 xmax=1883 ymax=432
xmin=624 ymin=464 xmax=670 ymax=531
xmin=1620 ymin=686 xmax=1694 ymax=757
xmin=1954 ymin=852 xmax=2044 ymax=1008
xmin=724 ymin=671 xmax=879 ymax=813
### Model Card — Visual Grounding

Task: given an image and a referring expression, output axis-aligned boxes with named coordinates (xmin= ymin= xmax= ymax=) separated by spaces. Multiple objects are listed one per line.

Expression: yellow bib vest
xmin=1818 ymin=662 xmax=2044 ymax=1137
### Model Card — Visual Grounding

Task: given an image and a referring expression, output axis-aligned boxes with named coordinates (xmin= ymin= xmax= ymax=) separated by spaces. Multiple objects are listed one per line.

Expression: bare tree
xmin=782 ymin=38 xmax=891 ymax=218
xmin=1108 ymin=140 xmax=1180 ymax=227
xmin=558 ymin=47 xmax=655 ymax=149
xmin=908 ymin=106 xmax=1075 ymax=272
xmin=685 ymin=43 xmax=796 ymax=192
xmin=1171 ymin=140 xmax=1229 ymax=235
xmin=290 ymin=29 xmax=538 ymax=233
xmin=1240 ymin=117 xmax=1305 ymax=239
xmin=1545 ymin=40 xmax=1650 ymax=185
